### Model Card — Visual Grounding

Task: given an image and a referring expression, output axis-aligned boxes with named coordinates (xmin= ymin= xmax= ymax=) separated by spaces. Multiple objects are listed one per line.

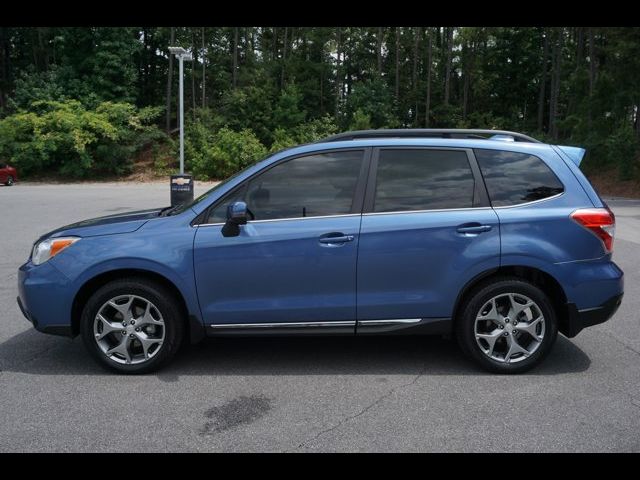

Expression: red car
xmin=0 ymin=163 xmax=17 ymax=186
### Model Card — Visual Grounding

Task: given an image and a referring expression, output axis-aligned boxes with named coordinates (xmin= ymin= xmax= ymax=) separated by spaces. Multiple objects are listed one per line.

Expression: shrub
xmin=0 ymin=99 xmax=166 ymax=178
xmin=186 ymin=126 xmax=267 ymax=180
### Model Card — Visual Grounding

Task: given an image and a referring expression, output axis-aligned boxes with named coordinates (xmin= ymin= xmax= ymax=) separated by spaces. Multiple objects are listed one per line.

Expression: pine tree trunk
xmin=0 ymin=27 xmax=8 ymax=111
xmin=191 ymin=31 xmax=197 ymax=118
xmin=425 ymin=28 xmax=432 ymax=127
xmin=273 ymin=27 xmax=279 ymax=62
xmin=165 ymin=27 xmax=175 ymax=133
xmin=395 ymin=27 xmax=400 ymax=101
xmin=413 ymin=27 xmax=419 ymax=126
xmin=281 ymin=27 xmax=288 ymax=89
xmin=549 ymin=28 xmax=564 ymax=141
xmin=377 ymin=27 xmax=383 ymax=77
xmin=335 ymin=28 xmax=342 ymax=117
xmin=548 ymin=30 xmax=557 ymax=140
xmin=444 ymin=27 xmax=453 ymax=106
xmin=232 ymin=27 xmax=239 ymax=89
xmin=576 ymin=27 xmax=585 ymax=69
xmin=537 ymin=29 xmax=549 ymax=133
xmin=201 ymin=27 xmax=206 ymax=109
xmin=588 ymin=28 xmax=596 ymax=129
xmin=462 ymin=39 xmax=471 ymax=121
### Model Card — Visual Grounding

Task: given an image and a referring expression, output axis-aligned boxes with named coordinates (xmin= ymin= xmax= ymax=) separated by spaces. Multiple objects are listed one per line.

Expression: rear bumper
xmin=563 ymin=293 xmax=623 ymax=338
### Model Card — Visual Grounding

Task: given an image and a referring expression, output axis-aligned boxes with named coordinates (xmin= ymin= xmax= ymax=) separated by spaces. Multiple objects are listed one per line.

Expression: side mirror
xmin=221 ymin=201 xmax=248 ymax=237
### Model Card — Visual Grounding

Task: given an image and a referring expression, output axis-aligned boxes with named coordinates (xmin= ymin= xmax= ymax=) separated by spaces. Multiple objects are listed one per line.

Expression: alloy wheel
xmin=93 ymin=294 xmax=165 ymax=365
xmin=474 ymin=293 xmax=546 ymax=364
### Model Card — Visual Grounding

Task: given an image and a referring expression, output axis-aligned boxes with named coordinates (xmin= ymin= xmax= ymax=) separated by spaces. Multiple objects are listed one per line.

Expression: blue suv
xmin=17 ymin=129 xmax=624 ymax=374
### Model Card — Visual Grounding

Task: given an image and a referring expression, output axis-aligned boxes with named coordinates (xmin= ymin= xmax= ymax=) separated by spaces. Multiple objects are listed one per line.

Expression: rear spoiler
xmin=556 ymin=145 xmax=586 ymax=167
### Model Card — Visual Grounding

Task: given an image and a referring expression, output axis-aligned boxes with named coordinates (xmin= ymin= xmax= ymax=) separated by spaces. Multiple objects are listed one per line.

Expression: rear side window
xmin=373 ymin=149 xmax=475 ymax=212
xmin=474 ymin=149 xmax=564 ymax=207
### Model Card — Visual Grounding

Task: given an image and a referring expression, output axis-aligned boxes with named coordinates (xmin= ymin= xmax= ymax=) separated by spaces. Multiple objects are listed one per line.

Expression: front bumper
xmin=17 ymin=260 xmax=74 ymax=337
xmin=563 ymin=293 xmax=623 ymax=338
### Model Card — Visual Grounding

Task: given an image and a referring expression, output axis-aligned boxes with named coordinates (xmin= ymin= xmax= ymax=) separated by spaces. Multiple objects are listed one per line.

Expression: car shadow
xmin=0 ymin=328 xmax=591 ymax=378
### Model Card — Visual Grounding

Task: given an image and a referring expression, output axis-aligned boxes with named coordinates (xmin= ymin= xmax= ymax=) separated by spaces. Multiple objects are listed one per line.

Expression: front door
xmin=193 ymin=149 xmax=368 ymax=332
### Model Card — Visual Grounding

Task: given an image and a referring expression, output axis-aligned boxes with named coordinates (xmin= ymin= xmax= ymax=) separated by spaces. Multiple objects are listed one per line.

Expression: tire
xmin=5 ymin=176 xmax=13 ymax=186
xmin=455 ymin=277 xmax=558 ymax=374
xmin=80 ymin=277 xmax=184 ymax=374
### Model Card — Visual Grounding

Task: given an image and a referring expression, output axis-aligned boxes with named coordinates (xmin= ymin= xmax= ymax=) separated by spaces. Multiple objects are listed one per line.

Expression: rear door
xmin=356 ymin=147 xmax=500 ymax=332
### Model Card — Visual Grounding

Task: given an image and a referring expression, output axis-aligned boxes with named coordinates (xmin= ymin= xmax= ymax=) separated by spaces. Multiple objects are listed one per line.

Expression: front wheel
xmin=5 ymin=176 xmax=14 ymax=186
xmin=80 ymin=277 xmax=184 ymax=374
xmin=456 ymin=277 xmax=558 ymax=374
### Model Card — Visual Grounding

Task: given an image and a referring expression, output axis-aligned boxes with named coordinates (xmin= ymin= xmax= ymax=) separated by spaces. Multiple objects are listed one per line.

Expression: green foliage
xmin=0 ymin=100 xmax=165 ymax=178
xmin=2 ymin=27 xmax=639 ymax=185
xmin=343 ymin=79 xmax=399 ymax=129
xmin=185 ymin=126 xmax=267 ymax=180
xmin=273 ymin=84 xmax=307 ymax=130
xmin=269 ymin=115 xmax=338 ymax=153
xmin=349 ymin=109 xmax=372 ymax=130
xmin=294 ymin=115 xmax=338 ymax=143
xmin=9 ymin=66 xmax=72 ymax=110
xmin=606 ymin=125 xmax=640 ymax=181
xmin=218 ymin=84 xmax=276 ymax=145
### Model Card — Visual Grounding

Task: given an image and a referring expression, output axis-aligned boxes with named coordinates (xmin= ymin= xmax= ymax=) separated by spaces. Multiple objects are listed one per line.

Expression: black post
xmin=170 ymin=174 xmax=194 ymax=206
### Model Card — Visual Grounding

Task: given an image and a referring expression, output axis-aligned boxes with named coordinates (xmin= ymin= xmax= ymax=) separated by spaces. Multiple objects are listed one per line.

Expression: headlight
xmin=31 ymin=237 xmax=80 ymax=265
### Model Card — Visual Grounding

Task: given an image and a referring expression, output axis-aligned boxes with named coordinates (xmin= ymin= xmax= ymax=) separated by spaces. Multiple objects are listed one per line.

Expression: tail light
xmin=570 ymin=207 xmax=616 ymax=252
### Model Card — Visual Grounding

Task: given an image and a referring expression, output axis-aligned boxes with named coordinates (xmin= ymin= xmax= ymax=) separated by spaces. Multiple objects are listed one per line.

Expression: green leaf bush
xmin=0 ymin=100 xmax=165 ymax=178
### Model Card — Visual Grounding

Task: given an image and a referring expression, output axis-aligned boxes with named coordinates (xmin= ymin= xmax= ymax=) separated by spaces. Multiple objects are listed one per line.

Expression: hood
xmin=41 ymin=208 xmax=162 ymax=241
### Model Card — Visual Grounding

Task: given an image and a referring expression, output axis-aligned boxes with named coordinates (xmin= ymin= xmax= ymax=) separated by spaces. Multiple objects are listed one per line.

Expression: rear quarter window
xmin=474 ymin=149 xmax=564 ymax=207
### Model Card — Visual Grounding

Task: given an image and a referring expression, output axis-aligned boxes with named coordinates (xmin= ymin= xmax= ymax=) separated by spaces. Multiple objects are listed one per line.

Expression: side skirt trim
xmin=206 ymin=318 xmax=452 ymax=336
xmin=357 ymin=318 xmax=451 ymax=335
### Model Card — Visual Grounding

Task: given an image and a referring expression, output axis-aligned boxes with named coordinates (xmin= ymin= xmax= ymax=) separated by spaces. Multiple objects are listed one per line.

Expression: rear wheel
xmin=456 ymin=277 xmax=558 ymax=374
xmin=80 ymin=277 xmax=184 ymax=374
xmin=5 ymin=176 xmax=13 ymax=186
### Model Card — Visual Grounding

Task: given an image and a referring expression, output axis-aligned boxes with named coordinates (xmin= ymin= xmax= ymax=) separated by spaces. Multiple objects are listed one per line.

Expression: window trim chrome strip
xmin=490 ymin=191 xmax=565 ymax=209
xmin=194 ymin=213 xmax=362 ymax=228
xmin=362 ymin=206 xmax=492 ymax=217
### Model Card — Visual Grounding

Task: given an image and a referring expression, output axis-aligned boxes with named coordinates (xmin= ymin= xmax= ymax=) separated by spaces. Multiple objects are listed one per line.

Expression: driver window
xmin=206 ymin=150 xmax=364 ymax=223
xmin=207 ymin=186 xmax=246 ymax=224
xmin=246 ymin=150 xmax=363 ymax=221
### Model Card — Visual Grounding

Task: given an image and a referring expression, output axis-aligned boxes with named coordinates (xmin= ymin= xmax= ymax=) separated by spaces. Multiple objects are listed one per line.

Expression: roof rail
xmin=319 ymin=129 xmax=541 ymax=144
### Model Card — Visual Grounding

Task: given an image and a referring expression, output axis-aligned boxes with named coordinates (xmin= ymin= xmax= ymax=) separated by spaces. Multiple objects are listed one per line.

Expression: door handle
xmin=318 ymin=233 xmax=355 ymax=245
xmin=456 ymin=224 xmax=492 ymax=234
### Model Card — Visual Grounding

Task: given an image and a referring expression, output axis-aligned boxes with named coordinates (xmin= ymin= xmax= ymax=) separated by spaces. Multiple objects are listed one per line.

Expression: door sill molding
xmin=205 ymin=318 xmax=451 ymax=336
xmin=207 ymin=321 xmax=355 ymax=336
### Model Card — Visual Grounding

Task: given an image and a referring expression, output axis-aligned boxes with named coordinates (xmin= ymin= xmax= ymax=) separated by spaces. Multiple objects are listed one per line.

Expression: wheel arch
xmin=452 ymin=265 xmax=570 ymax=336
xmin=71 ymin=268 xmax=205 ymax=344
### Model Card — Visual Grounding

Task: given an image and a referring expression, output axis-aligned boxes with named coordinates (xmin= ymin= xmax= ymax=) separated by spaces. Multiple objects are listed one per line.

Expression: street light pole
xmin=168 ymin=47 xmax=193 ymax=206
xmin=178 ymin=53 xmax=184 ymax=174
xmin=168 ymin=47 xmax=192 ymax=175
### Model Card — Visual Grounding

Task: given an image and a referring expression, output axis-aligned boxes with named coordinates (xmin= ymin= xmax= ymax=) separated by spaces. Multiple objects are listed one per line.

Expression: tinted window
xmin=207 ymin=186 xmax=246 ymax=223
xmin=373 ymin=149 xmax=475 ymax=212
xmin=474 ymin=149 xmax=564 ymax=207
xmin=208 ymin=150 xmax=364 ymax=222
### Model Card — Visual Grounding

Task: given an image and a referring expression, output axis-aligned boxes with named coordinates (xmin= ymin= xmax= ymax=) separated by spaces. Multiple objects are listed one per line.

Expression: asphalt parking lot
xmin=1 ymin=182 xmax=639 ymax=452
